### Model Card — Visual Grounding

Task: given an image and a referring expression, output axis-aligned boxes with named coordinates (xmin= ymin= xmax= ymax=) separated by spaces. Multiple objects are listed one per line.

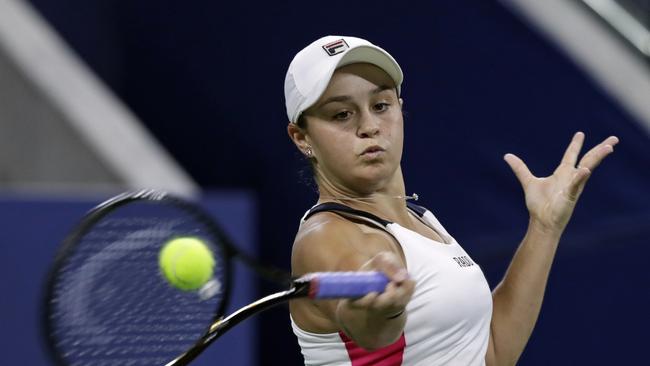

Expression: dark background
xmin=25 ymin=0 xmax=650 ymax=364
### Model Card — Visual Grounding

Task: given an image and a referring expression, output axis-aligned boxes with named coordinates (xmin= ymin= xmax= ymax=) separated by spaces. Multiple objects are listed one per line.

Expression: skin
xmin=287 ymin=62 xmax=619 ymax=362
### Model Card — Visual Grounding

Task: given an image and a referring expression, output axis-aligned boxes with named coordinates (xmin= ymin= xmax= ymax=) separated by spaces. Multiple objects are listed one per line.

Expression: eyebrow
xmin=316 ymin=84 xmax=395 ymax=109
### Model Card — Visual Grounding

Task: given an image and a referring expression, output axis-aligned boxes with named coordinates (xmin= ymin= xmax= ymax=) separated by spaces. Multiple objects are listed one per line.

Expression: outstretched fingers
xmin=560 ymin=131 xmax=586 ymax=167
xmin=566 ymin=135 xmax=618 ymax=200
xmin=504 ymin=153 xmax=534 ymax=186
xmin=503 ymin=132 xmax=619 ymax=226
xmin=577 ymin=136 xmax=619 ymax=171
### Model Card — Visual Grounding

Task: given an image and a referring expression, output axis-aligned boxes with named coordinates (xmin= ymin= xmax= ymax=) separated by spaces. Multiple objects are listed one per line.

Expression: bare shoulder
xmin=291 ymin=211 xmax=396 ymax=276
xmin=290 ymin=211 xmax=404 ymax=333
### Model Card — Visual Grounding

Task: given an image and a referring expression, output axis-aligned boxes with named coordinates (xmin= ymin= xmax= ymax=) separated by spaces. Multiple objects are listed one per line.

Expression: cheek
xmin=312 ymin=130 xmax=354 ymax=162
xmin=325 ymin=136 xmax=355 ymax=162
xmin=387 ymin=116 xmax=404 ymax=144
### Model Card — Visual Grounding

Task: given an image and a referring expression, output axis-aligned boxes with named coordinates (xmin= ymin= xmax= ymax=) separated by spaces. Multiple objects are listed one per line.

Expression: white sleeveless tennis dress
xmin=291 ymin=202 xmax=493 ymax=366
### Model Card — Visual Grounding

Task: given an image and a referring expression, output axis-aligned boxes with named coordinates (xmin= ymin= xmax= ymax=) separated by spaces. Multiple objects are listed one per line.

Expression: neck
xmin=318 ymin=192 xmax=418 ymax=203
xmin=316 ymin=167 xmax=416 ymax=223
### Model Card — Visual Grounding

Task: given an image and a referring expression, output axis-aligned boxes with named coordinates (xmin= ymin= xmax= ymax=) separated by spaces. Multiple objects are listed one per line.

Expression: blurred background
xmin=0 ymin=0 xmax=648 ymax=365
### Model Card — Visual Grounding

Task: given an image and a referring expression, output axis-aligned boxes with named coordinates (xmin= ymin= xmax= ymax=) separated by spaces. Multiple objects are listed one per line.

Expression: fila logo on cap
xmin=322 ymin=39 xmax=349 ymax=56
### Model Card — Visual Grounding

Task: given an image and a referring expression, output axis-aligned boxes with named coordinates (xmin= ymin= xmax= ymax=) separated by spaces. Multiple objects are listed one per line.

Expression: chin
xmin=349 ymin=166 xmax=397 ymax=191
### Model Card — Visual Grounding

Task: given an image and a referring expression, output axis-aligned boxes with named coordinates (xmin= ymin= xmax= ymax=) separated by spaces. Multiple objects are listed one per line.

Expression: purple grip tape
xmin=308 ymin=272 xmax=389 ymax=299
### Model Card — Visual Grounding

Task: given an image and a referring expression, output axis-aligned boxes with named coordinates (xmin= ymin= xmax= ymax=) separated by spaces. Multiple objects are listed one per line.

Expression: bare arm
xmin=290 ymin=214 xmax=415 ymax=350
xmin=335 ymin=252 xmax=412 ymax=349
xmin=486 ymin=132 xmax=619 ymax=366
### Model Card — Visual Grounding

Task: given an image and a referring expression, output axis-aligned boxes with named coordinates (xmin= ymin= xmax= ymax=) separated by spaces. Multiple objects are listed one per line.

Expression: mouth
xmin=360 ymin=145 xmax=386 ymax=157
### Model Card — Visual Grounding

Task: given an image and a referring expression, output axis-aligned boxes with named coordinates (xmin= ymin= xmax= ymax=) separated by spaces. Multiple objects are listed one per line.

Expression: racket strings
xmin=48 ymin=203 xmax=227 ymax=365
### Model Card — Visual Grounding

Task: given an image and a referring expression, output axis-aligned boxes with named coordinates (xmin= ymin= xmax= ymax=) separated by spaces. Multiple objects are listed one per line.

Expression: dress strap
xmin=406 ymin=201 xmax=427 ymax=218
xmin=303 ymin=202 xmax=392 ymax=230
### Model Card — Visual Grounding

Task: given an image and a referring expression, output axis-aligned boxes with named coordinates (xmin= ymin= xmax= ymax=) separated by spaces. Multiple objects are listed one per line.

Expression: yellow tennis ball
xmin=159 ymin=237 xmax=215 ymax=291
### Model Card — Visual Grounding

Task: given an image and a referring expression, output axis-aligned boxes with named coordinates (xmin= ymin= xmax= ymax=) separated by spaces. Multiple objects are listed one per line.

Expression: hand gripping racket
xmin=43 ymin=190 xmax=388 ymax=366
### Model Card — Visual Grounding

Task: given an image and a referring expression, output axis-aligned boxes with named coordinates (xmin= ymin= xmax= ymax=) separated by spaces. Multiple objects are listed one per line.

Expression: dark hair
xmin=293 ymin=114 xmax=317 ymax=189
xmin=296 ymin=114 xmax=307 ymax=129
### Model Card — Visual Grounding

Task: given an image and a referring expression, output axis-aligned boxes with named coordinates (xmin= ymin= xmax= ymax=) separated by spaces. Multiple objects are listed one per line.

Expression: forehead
xmin=321 ymin=63 xmax=397 ymax=98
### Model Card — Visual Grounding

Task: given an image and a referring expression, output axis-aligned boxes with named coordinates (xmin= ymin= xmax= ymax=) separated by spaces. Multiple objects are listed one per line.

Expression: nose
xmin=356 ymin=111 xmax=380 ymax=138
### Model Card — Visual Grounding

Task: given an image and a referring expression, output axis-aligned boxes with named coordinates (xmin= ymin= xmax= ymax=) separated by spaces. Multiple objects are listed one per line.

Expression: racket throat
xmin=207 ymin=287 xmax=304 ymax=336
xmin=168 ymin=287 xmax=304 ymax=366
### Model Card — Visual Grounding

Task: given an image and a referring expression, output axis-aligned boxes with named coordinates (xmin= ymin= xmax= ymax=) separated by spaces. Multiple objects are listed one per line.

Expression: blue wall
xmin=17 ymin=0 xmax=650 ymax=364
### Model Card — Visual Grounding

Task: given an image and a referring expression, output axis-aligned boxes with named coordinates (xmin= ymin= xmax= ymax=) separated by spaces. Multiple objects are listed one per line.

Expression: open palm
xmin=504 ymin=132 xmax=619 ymax=233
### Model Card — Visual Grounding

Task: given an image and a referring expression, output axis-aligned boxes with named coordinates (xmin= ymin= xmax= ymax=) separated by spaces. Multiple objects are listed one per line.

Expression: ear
xmin=287 ymin=122 xmax=311 ymax=154
xmin=399 ymin=97 xmax=404 ymax=109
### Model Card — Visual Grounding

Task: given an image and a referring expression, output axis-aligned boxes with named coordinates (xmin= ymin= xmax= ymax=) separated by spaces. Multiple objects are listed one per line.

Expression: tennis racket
xmin=43 ymin=189 xmax=389 ymax=366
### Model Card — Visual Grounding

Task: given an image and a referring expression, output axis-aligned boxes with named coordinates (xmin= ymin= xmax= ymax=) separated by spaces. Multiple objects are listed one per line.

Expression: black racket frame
xmin=42 ymin=189 xmax=290 ymax=366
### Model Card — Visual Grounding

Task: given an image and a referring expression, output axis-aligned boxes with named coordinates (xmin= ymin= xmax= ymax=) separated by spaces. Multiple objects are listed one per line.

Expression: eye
xmin=373 ymin=102 xmax=390 ymax=112
xmin=333 ymin=111 xmax=352 ymax=120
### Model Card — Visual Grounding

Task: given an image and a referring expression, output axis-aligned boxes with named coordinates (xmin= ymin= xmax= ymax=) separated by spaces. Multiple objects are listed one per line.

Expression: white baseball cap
xmin=284 ymin=35 xmax=403 ymax=124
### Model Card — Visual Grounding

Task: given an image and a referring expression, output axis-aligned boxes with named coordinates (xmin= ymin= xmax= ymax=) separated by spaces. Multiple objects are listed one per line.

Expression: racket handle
xmin=301 ymin=271 xmax=390 ymax=299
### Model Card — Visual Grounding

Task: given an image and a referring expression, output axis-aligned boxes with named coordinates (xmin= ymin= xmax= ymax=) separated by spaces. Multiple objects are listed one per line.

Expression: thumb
xmin=504 ymin=153 xmax=533 ymax=187
xmin=364 ymin=252 xmax=408 ymax=284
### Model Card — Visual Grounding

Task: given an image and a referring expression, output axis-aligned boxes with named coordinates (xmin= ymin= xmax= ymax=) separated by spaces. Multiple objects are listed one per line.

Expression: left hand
xmin=504 ymin=132 xmax=619 ymax=234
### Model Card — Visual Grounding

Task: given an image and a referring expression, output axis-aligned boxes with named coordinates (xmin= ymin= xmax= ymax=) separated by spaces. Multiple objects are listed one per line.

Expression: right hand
xmin=338 ymin=251 xmax=415 ymax=319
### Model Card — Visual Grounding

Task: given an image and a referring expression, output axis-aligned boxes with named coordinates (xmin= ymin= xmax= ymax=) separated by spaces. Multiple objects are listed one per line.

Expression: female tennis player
xmin=284 ymin=35 xmax=618 ymax=365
